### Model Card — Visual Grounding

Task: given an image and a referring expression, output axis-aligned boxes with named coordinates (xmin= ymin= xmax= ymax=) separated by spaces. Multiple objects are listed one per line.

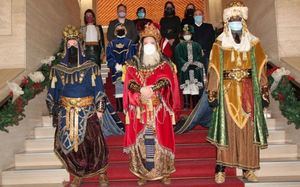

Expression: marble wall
xmin=0 ymin=0 xmax=26 ymax=69
xmin=26 ymin=0 xmax=80 ymax=72
xmin=276 ymin=0 xmax=300 ymax=58
xmin=0 ymin=0 xmax=80 ymax=172
xmin=0 ymin=0 xmax=12 ymax=35
xmin=244 ymin=0 xmax=279 ymax=63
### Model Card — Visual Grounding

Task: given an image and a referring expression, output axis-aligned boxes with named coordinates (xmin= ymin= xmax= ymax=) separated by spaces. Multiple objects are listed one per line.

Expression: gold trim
xmin=54 ymin=130 xmax=108 ymax=178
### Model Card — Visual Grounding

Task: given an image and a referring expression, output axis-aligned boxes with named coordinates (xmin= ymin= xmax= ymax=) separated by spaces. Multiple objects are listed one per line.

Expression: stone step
xmin=260 ymin=143 xmax=298 ymax=159
xmin=33 ymin=124 xmax=288 ymax=144
xmin=34 ymin=126 xmax=55 ymax=138
xmin=15 ymin=152 xmax=62 ymax=169
xmin=268 ymin=130 xmax=287 ymax=143
xmin=101 ymin=64 xmax=107 ymax=69
xmin=18 ymin=141 xmax=298 ymax=168
xmin=100 ymin=71 xmax=108 ymax=77
xmin=237 ymin=158 xmax=300 ymax=177
xmin=24 ymin=133 xmax=297 ymax=160
xmin=245 ymin=176 xmax=300 ymax=187
xmin=101 ymin=67 xmax=110 ymax=73
xmin=266 ymin=118 xmax=286 ymax=130
xmin=102 ymin=77 xmax=106 ymax=84
xmin=2 ymin=184 xmax=63 ymax=187
xmin=40 ymin=117 xmax=285 ymax=128
xmin=25 ymin=138 xmax=54 ymax=152
xmin=1 ymin=168 xmax=68 ymax=185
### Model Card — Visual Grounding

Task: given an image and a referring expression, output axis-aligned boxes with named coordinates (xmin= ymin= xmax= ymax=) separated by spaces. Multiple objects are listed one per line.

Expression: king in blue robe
xmin=46 ymin=25 xmax=123 ymax=187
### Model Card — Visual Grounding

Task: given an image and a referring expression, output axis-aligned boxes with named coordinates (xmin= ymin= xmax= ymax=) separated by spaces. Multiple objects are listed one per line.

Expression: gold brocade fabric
xmin=216 ymin=107 xmax=260 ymax=170
xmin=60 ymin=96 xmax=94 ymax=152
xmin=127 ymin=133 xmax=175 ymax=180
xmin=208 ymin=41 xmax=267 ymax=129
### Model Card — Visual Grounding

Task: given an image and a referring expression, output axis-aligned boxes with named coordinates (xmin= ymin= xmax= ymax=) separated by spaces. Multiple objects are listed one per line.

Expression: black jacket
xmin=107 ymin=19 xmax=138 ymax=43
xmin=160 ymin=16 xmax=181 ymax=40
xmin=192 ymin=23 xmax=215 ymax=53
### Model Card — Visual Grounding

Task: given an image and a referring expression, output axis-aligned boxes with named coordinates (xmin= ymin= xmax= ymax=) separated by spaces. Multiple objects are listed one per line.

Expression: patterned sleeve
xmin=92 ymin=65 xmax=106 ymax=113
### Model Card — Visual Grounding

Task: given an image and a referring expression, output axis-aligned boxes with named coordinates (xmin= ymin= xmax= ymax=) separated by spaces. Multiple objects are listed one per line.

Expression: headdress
xmin=223 ymin=1 xmax=248 ymax=22
xmin=182 ymin=24 xmax=194 ymax=34
xmin=140 ymin=23 xmax=161 ymax=42
xmin=63 ymin=25 xmax=80 ymax=41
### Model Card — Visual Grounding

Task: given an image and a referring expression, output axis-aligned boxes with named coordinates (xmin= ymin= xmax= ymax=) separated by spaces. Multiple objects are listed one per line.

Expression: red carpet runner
xmin=68 ymin=73 xmax=244 ymax=187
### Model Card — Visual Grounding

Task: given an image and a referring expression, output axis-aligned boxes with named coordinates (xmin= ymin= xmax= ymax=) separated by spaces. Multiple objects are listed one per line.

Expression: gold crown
xmin=227 ymin=1 xmax=245 ymax=8
xmin=63 ymin=25 xmax=79 ymax=40
xmin=140 ymin=23 xmax=161 ymax=42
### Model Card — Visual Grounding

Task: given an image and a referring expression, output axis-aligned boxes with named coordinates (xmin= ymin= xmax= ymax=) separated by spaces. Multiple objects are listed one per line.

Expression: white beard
xmin=142 ymin=51 xmax=160 ymax=66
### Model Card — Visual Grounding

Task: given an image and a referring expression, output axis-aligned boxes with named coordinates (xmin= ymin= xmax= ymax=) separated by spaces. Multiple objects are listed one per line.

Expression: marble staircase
xmin=1 ymin=73 xmax=300 ymax=186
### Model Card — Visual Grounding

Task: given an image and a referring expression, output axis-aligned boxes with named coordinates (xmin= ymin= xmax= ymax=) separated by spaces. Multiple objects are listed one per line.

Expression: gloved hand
xmin=115 ymin=63 xmax=123 ymax=72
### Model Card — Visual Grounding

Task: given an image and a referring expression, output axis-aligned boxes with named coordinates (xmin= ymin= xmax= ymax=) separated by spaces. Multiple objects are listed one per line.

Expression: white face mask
xmin=143 ymin=43 xmax=156 ymax=55
xmin=183 ymin=35 xmax=192 ymax=41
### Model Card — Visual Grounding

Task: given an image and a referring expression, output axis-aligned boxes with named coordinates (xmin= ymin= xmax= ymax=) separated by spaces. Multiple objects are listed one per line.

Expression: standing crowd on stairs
xmin=46 ymin=1 xmax=270 ymax=186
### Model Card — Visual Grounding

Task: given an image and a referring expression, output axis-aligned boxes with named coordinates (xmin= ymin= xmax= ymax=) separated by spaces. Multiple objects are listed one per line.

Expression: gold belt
xmin=61 ymin=96 xmax=94 ymax=108
xmin=141 ymin=96 xmax=160 ymax=107
xmin=224 ymin=69 xmax=251 ymax=81
xmin=60 ymin=96 xmax=94 ymax=152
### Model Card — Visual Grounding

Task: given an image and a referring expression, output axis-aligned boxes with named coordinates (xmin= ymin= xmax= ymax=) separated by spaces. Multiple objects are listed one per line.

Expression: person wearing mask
xmin=159 ymin=1 xmax=181 ymax=60
xmin=181 ymin=3 xmax=196 ymax=28
xmin=192 ymin=9 xmax=215 ymax=70
xmin=123 ymin=23 xmax=180 ymax=186
xmin=175 ymin=24 xmax=206 ymax=110
xmin=106 ymin=24 xmax=136 ymax=112
xmin=107 ymin=4 xmax=138 ymax=43
xmin=207 ymin=1 xmax=269 ymax=184
xmin=133 ymin=7 xmax=153 ymax=33
xmin=47 ymin=25 xmax=114 ymax=187
xmin=80 ymin=9 xmax=105 ymax=67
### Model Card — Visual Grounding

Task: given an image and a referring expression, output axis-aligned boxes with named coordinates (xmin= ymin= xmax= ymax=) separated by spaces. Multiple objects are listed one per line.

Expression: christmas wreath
xmin=0 ymin=41 xmax=63 ymax=132
xmin=268 ymin=66 xmax=300 ymax=129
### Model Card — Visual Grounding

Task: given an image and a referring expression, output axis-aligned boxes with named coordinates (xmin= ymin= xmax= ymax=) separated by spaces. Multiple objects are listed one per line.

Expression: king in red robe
xmin=123 ymin=23 xmax=180 ymax=185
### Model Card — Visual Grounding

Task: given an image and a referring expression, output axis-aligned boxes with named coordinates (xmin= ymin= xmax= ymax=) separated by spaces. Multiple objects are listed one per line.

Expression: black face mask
xmin=186 ymin=9 xmax=195 ymax=17
xmin=68 ymin=46 xmax=78 ymax=66
xmin=165 ymin=7 xmax=175 ymax=16
xmin=116 ymin=29 xmax=126 ymax=37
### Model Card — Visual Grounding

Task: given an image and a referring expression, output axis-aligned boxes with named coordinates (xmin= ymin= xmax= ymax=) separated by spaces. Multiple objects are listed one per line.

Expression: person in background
xmin=181 ymin=3 xmax=196 ymax=28
xmin=175 ymin=24 xmax=206 ymax=110
xmin=160 ymin=1 xmax=181 ymax=61
xmin=80 ymin=9 xmax=105 ymax=67
xmin=192 ymin=9 xmax=215 ymax=70
xmin=133 ymin=7 xmax=153 ymax=33
xmin=107 ymin=4 xmax=138 ymax=43
xmin=106 ymin=24 xmax=136 ymax=112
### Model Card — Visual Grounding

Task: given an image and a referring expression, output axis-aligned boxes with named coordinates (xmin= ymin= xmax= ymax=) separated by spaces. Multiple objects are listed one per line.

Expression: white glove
xmin=115 ymin=63 xmax=123 ymax=72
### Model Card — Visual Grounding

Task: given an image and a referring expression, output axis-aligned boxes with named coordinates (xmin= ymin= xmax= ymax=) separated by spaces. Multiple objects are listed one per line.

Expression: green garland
xmin=0 ymin=41 xmax=63 ymax=132
xmin=268 ymin=68 xmax=300 ymax=129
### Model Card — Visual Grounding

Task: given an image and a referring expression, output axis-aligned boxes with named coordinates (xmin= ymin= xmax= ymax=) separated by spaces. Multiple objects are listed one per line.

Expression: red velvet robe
xmin=160 ymin=38 xmax=173 ymax=59
xmin=123 ymin=61 xmax=180 ymax=153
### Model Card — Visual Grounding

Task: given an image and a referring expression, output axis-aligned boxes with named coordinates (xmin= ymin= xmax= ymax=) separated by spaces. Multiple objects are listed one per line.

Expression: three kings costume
xmin=123 ymin=24 xmax=180 ymax=181
xmin=207 ymin=2 xmax=270 ymax=172
xmin=46 ymin=25 xmax=123 ymax=179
